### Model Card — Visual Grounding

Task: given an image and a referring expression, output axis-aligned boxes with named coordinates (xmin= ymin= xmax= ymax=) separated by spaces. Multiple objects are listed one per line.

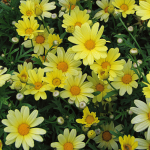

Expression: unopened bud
xmin=95 ymin=128 xmax=101 ymax=135
xmin=53 ymin=40 xmax=59 ymax=46
xmin=108 ymin=5 xmax=114 ymax=14
xmin=117 ymin=38 xmax=123 ymax=44
xmin=35 ymin=5 xmax=43 ymax=16
xmin=57 ymin=116 xmax=64 ymax=125
xmin=68 ymin=98 xmax=74 ymax=104
xmin=8 ymin=103 xmax=11 ymax=107
xmin=51 ymin=13 xmax=57 ymax=19
xmin=12 ymin=21 xmax=16 ymax=25
xmin=79 ymin=101 xmax=86 ymax=109
xmin=137 ymin=59 xmax=142 ymax=65
xmin=128 ymin=26 xmax=134 ymax=32
xmin=66 ymin=25 xmax=75 ymax=33
xmin=82 ymin=125 xmax=89 ymax=132
xmin=87 ymin=130 xmax=96 ymax=139
xmin=130 ymin=48 xmax=138 ymax=56
xmin=11 ymin=61 xmax=14 ymax=64
xmin=7 ymin=79 xmax=13 ymax=85
xmin=1 ymin=54 xmax=5 ymax=57
xmin=113 ymin=9 xmax=121 ymax=19
xmin=61 ymin=6 xmax=66 ymax=12
xmin=53 ymin=90 xmax=59 ymax=97
xmin=87 ymin=9 xmax=91 ymax=14
xmin=16 ymin=93 xmax=24 ymax=101
xmin=109 ymin=114 xmax=114 ymax=119
xmin=11 ymin=37 xmax=19 ymax=44
xmin=128 ymin=110 xmax=133 ymax=115
xmin=14 ymin=81 xmax=22 ymax=91
xmin=133 ymin=62 xmax=138 ymax=68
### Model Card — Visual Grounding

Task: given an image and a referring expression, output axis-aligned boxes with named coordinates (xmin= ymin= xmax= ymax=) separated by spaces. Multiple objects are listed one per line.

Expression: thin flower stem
xmin=107 ymin=79 xmax=118 ymax=91
xmin=85 ymin=138 xmax=90 ymax=145
xmin=9 ymin=43 xmax=15 ymax=54
xmin=40 ymin=16 xmax=50 ymax=34
xmin=44 ymin=45 xmax=54 ymax=62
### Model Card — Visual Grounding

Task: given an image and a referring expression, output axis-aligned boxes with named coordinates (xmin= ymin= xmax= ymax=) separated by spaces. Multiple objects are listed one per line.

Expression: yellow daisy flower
xmin=62 ymin=6 xmax=92 ymax=31
xmin=51 ymin=128 xmax=85 ymax=150
xmin=87 ymin=71 xmax=112 ymax=103
xmin=94 ymin=0 xmax=113 ymax=22
xmin=2 ymin=106 xmax=46 ymax=150
xmin=94 ymin=122 xmax=123 ymax=150
xmin=90 ymin=48 xmax=125 ymax=81
xmin=15 ymin=16 xmax=43 ymax=40
xmin=112 ymin=0 xmax=135 ymax=18
xmin=10 ymin=62 xmax=33 ymax=92
xmin=24 ymin=68 xmax=50 ymax=100
xmin=111 ymin=59 xmax=138 ymax=96
xmin=0 ymin=66 xmax=11 ymax=87
xmin=135 ymin=132 xmax=150 ymax=149
xmin=68 ymin=22 xmax=108 ymax=65
xmin=22 ymin=25 xmax=54 ymax=56
xmin=0 ymin=140 xmax=2 ymax=150
xmin=119 ymin=135 xmax=138 ymax=150
xmin=135 ymin=1 xmax=150 ymax=27
xmin=43 ymin=47 xmax=82 ymax=76
xmin=19 ymin=0 xmax=36 ymax=18
xmin=60 ymin=71 xmax=94 ymax=107
xmin=143 ymin=72 xmax=150 ymax=98
xmin=130 ymin=98 xmax=150 ymax=140
xmin=76 ymin=107 xmax=100 ymax=127
xmin=43 ymin=69 xmax=67 ymax=91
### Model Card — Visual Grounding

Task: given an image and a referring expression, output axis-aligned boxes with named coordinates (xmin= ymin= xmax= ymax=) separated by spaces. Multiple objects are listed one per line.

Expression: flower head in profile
xmin=24 ymin=68 xmax=50 ymax=100
xmin=60 ymin=71 xmax=94 ymax=107
xmin=62 ymin=6 xmax=92 ymax=31
xmin=2 ymin=106 xmax=46 ymax=150
xmin=111 ymin=59 xmax=138 ymax=96
xmin=93 ymin=122 xmax=123 ymax=150
xmin=51 ymin=128 xmax=85 ymax=150
xmin=119 ymin=135 xmax=138 ymax=150
xmin=76 ymin=107 xmax=100 ymax=127
xmin=112 ymin=0 xmax=135 ymax=18
xmin=15 ymin=16 xmax=43 ymax=40
xmin=0 ymin=66 xmax=11 ymax=87
xmin=68 ymin=22 xmax=108 ymax=65
xmin=130 ymin=98 xmax=150 ymax=140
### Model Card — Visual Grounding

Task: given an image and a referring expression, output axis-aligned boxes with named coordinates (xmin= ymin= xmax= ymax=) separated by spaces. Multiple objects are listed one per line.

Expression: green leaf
xmin=93 ymin=91 xmax=101 ymax=96
xmin=103 ymin=90 xmax=118 ymax=99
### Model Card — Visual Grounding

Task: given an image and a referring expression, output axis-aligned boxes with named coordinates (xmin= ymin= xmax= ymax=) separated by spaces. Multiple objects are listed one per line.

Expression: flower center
xmin=26 ymin=10 xmax=33 ymax=16
xmin=68 ymin=4 xmax=76 ymax=10
xmin=120 ymin=4 xmax=128 ymax=11
xmin=52 ymin=78 xmax=61 ymax=86
xmin=102 ymin=131 xmax=112 ymax=141
xmin=34 ymin=82 xmax=42 ymax=90
xmin=75 ymin=22 xmax=82 ymax=27
xmin=64 ymin=142 xmax=73 ymax=150
xmin=25 ymin=28 xmax=33 ymax=34
xmin=104 ymin=7 xmax=108 ymax=13
xmin=86 ymin=115 xmax=94 ymax=124
xmin=18 ymin=123 xmax=30 ymax=136
xmin=96 ymin=84 xmax=104 ymax=92
xmin=124 ymin=144 xmax=132 ymax=150
xmin=101 ymin=62 xmax=110 ymax=69
xmin=70 ymin=86 xmax=80 ymax=95
xmin=122 ymin=74 xmax=132 ymax=84
xmin=36 ymin=35 xmax=45 ymax=44
xmin=148 ymin=112 xmax=150 ymax=120
xmin=57 ymin=62 xmax=68 ymax=72
xmin=84 ymin=40 xmax=95 ymax=50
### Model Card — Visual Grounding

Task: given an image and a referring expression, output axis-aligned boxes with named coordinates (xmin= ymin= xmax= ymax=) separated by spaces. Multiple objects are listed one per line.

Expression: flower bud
xmin=82 ymin=125 xmax=89 ymax=132
xmin=61 ymin=6 xmax=66 ymax=12
xmin=53 ymin=40 xmax=59 ymax=46
xmin=87 ymin=130 xmax=96 ymax=139
xmin=35 ymin=5 xmax=43 ymax=16
xmin=79 ymin=101 xmax=86 ymax=109
xmin=108 ymin=5 xmax=114 ymax=14
xmin=66 ymin=25 xmax=75 ymax=33
xmin=51 ymin=13 xmax=57 ymax=19
xmin=133 ymin=62 xmax=138 ymax=68
xmin=16 ymin=93 xmax=24 ymax=101
xmin=7 ymin=79 xmax=13 ymax=85
xmin=53 ymin=90 xmax=60 ymax=97
xmin=130 ymin=48 xmax=138 ymax=56
xmin=109 ymin=114 xmax=114 ymax=119
xmin=95 ymin=128 xmax=101 ymax=135
xmin=128 ymin=26 xmax=134 ymax=32
xmin=1 ymin=54 xmax=5 ymax=57
xmin=57 ymin=116 xmax=64 ymax=125
xmin=68 ymin=98 xmax=74 ymax=104
xmin=11 ymin=61 xmax=14 ymax=64
xmin=87 ymin=9 xmax=91 ymax=14
xmin=117 ymin=38 xmax=123 ymax=44
xmin=12 ymin=21 xmax=16 ymax=25
xmin=11 ymin=37 xmax=19 ymax=44
xmin=137 ymin=59 xmax=142 ymax=65
xmin=128 ymin=110 xmax=133 ymax=115
xmin=113 ymin=9 xmax=121 ymax=19
xmin=14 ymin=81 xmax=22 ymax=91
xmin=8 ymin=103 xmax=11 ymax=107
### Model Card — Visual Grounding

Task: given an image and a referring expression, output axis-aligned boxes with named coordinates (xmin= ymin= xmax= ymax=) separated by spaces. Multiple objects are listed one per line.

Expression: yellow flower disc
xmin=34 ymin=82 xmax=42 ymax=90
xmin=101 ymin=61 xmax=110 ymax=69
xmin=75 ymin=22 xmax=82 ymax=27
xmin=25 ymin=28 xmax=33 ymax=34
xmin=26 ymin=10 xmax=33 ymax=16
xmin=36 ymin=35 xmax=45 ymax=44
xmin=52 ymin=78 xmax=61 ymax=86
xmin=84 ymin=40 xmax=95 ymax=50
xmin=86 ymin=115 xmax=94 ymax=124
xmin=105 ymin=7 xmax=108 ymax=13
xmin=70 ymin=86 xmax=80 ymax=95
xmin=18 ymin=123 xmax=30 ymax=135
xmin=102 ymin=131 xmax=112 ymax=141
xmin=122 ymin=74 xmax=132 ymax=84
xmin=68 ymin=4 xmax=76 ymax=10
xmin=148 ymin=112 xmax=150 ymax=120
xmin=57 ymin=62 xmax=68 ymax=72
xmin=124 ymin=144 xmax=132 ymax=150
xmin=64 ymin=142 xmax=73 ymax=150
xmin=120 ymin=4 xmax=128 ymax=11
xmin=96 ymin=84 xmax=104 ymax=92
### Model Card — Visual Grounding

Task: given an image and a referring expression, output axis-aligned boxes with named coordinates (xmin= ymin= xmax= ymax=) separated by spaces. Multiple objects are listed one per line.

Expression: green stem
xmin=119 ymin=17 xmax=145 ymax=60
xmin=107 ymin=79 xmax=118 ymax=91
xmin=9 ymin=43 xmax=15 ymax=54
xmin=44 ymin=45 xmax=54 ymax=62
xmin=85 ymin=138 xmax=90 ymax=145
xmin=57 ymin=17 xmax=62 ymax=22
xmin=40 ymin=16 xmax=50 ymax=34
xmin=83 ymin=66 xmax=88 ymax=74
